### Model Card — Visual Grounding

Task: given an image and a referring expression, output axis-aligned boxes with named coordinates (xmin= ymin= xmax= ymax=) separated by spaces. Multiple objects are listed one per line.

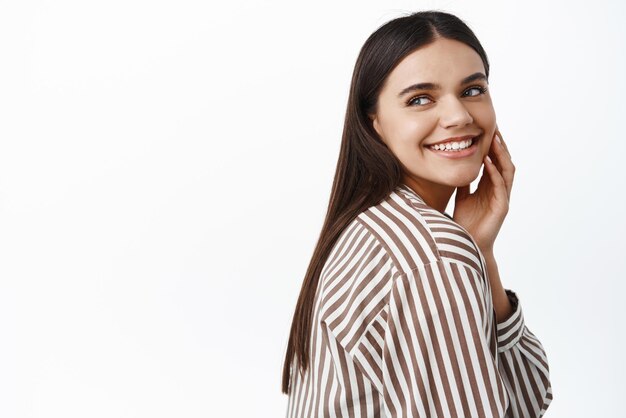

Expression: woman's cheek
xmin=481 ymin=114 xmax=497 ymax=157
xmin=482 ymin=131 xmax=494 ymax=157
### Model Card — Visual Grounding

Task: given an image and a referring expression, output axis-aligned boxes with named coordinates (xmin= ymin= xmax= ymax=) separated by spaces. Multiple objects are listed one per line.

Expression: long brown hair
xmin=281 ymin=10 xmax=491 ymax=394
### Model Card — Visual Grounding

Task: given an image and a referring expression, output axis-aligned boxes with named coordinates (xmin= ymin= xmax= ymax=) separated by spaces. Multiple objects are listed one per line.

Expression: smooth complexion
xmin=369 ymin=37 xmax=517 ymax=322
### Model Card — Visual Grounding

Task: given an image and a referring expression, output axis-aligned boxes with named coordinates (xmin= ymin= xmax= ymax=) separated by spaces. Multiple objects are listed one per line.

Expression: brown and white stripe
xmin=286 ymin=184 xmax=553 ymax=418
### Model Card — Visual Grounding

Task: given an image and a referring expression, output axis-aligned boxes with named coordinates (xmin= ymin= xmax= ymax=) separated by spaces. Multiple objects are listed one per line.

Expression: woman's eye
xmin=407 ymin=96 xmax=433 ymax=106
xmin=464 ymin=86 xmax=487 ymax=97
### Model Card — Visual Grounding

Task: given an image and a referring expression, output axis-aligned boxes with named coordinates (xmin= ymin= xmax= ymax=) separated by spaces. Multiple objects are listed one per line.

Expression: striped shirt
xmin=286 ymin=183 xmax=553 ymax=418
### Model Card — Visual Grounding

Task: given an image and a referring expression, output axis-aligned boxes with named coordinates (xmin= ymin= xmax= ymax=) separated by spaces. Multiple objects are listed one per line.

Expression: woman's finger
xmin=492 ymin=133 xmax=514 ymax=201
xmin=483 ymin=154 xmax=509 ymax=208
xmin=495 ymin=128 xmax=511 ymax=159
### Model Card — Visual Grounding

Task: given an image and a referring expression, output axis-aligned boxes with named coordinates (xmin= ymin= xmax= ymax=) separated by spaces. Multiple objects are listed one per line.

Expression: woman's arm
xmin=453 ymin=130 xmax=553 ymax=416
xmin=483 ymin=250 xmax=514 ymax=323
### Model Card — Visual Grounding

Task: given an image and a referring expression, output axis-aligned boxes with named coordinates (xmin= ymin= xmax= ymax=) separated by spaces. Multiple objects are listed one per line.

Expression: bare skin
xmin=463 ymin=132 xmax=516 ymax=322
xmin=369 ymin=37 xmax=516 ymax=322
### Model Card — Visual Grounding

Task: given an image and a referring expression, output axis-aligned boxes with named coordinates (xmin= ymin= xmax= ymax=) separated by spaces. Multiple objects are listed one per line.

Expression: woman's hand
xmin=452 ymin=127 xmax=515 ymax=253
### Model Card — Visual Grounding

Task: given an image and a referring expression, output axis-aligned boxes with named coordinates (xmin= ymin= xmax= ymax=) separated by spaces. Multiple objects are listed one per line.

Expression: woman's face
xmin=369 ymin=37 xmax=497 ymax=202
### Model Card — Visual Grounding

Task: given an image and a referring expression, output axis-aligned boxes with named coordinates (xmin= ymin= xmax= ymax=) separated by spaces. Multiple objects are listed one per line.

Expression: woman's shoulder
xmin=317 ymin=185 xmax=487 ymax=324
xmin=350 ymin=184 xmax=483 ymax=275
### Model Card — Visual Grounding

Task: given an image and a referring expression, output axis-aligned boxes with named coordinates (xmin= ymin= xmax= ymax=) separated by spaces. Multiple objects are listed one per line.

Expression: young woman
xmin=282 ymin=11 xmax=552 ymax=418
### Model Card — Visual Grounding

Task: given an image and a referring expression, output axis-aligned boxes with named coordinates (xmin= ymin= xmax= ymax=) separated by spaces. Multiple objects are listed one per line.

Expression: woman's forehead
xmin=387 ymin=39 xmax=485 ymax=88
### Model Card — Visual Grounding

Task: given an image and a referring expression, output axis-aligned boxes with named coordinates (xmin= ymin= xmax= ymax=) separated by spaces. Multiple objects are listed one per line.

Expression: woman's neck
xmin=402 ymin=177 xmax=455 ymax=213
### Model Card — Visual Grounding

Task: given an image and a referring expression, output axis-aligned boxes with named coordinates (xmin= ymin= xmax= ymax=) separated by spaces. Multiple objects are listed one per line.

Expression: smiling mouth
xmin=426 ymin=135 xmax=480 ymax=151
xmin=424 ymin=134 xmax=482 ymax=158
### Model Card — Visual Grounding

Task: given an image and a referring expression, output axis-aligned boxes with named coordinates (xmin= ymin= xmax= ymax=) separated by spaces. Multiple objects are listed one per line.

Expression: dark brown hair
xmin=281 ymin=10 xmax=490 ymax=394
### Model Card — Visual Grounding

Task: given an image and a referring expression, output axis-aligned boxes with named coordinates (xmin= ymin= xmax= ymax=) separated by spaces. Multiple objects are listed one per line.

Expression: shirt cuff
xmin=496 ymin=289 xmax=525 ymax=352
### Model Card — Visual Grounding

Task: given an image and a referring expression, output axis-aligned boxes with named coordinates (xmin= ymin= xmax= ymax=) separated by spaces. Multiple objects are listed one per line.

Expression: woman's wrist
xmin=481 ymin=249 xmax=515 ymax=322
xmin=481 ymin=247 xmax=494 ymax=259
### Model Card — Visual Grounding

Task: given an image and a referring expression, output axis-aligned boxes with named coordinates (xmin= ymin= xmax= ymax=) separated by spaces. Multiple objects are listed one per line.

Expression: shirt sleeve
xmin=495 ymin=289 xmax=553 ymax=417
xmin=325 ymin=258 xmax=547 ymax=417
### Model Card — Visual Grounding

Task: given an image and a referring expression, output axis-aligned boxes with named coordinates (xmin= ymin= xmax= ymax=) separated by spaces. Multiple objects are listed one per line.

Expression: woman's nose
xmin=438 ymin=97 xmax=473 ymax=128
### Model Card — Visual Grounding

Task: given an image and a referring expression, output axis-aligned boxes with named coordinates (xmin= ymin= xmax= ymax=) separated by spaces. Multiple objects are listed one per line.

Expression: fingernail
xmin=486 ymin=155 xmax=492 ymax=163
xmin=495 ymin=134 xmax=502 ymax=144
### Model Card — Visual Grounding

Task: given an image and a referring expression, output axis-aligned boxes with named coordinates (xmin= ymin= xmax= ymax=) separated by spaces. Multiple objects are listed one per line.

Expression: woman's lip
xmin=425 ymin=135 xmax=481 ymax=159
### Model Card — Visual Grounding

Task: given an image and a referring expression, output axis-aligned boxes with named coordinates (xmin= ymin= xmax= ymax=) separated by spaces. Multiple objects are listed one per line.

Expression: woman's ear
xmin=369 ymin=113 xmax=383 ymax=140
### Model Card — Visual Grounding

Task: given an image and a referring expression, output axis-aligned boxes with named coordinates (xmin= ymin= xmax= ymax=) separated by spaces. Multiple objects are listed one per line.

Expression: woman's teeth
xmin=429 ymin=138 xmax=473 ymax=151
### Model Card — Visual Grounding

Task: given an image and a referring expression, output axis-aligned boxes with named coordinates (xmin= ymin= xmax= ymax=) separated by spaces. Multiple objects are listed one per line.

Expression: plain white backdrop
xmin=0 ymin=0 xmax=624 ymax=417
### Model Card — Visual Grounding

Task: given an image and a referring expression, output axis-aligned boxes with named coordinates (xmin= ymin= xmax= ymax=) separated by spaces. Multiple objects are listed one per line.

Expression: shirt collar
xmin=394 ymin=183 xmax=454 ymax=220
xmin=395 ymin=183 xmax=426 ymax=204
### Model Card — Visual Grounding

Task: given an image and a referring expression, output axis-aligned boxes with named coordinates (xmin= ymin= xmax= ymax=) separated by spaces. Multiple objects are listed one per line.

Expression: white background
xmin=0 ymin=1 xmax=624 ymax=417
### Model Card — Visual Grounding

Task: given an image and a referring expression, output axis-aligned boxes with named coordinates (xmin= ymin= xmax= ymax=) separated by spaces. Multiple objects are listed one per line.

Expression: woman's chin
xmin=442 ymin=170 xmax=481 ymax=188
xmin=406 ymin=166 xmax=482 ymax=189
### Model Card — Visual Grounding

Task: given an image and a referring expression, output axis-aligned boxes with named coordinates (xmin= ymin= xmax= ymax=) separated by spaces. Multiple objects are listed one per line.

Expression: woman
xmin=282 ymin=10 xmax=552 ymax=418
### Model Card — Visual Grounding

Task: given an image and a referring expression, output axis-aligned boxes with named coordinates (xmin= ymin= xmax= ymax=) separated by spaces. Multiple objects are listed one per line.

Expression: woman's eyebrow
xmin=397 ymin=72 xmax=487 ymax=98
